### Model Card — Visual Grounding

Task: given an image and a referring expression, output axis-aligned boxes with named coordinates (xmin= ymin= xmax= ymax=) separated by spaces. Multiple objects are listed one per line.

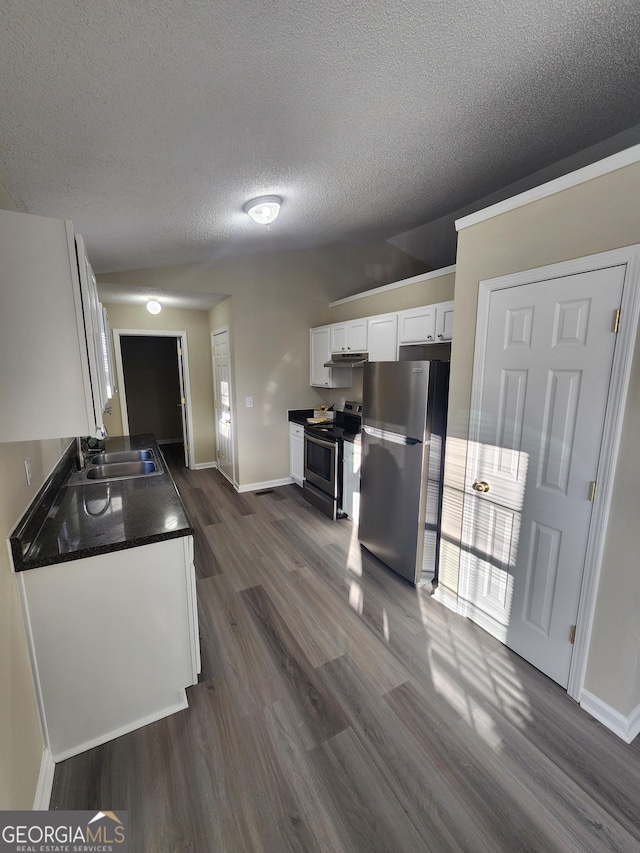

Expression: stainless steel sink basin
xmin=87 ymin=460 xmax=159 ymax=480
xmin=66 ymin=447 xmax=164 ymax=485
xmin=91 ymin=449 xmax=154 ymax=465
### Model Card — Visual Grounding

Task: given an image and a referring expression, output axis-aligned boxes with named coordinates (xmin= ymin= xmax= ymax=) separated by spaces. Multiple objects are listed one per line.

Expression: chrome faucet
xmin=75 ymin=436 xmax=86 ymax=472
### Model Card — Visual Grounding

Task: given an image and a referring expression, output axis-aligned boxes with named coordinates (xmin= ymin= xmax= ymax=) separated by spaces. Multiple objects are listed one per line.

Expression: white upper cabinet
xmin=310 ymin=326 xmax=352 ymax=388
xmin=435 ymin=300 xmax=454 ymax=342
xmin=398 ymin=301 xmax=454 ymax=345
xmin=330 ymin=318 xmax=368 ymax=353
xmin=367 ymin=313 xmax=398 ymax=361
xmin=0 ymin=209 xmax=110 ymax=442
xmin=398 ymin=305 xmax=437 ymax=344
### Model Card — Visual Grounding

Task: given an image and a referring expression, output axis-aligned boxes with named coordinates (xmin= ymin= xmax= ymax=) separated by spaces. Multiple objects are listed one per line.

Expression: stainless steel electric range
xmin=302 ymin=401 xmax=361 ymax=520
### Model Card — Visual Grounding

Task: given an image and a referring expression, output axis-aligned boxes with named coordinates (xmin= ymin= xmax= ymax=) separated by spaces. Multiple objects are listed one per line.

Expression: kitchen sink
xmin=87 ymin=460 xmax=160 ymax=480
xmin=66 ymin=448 xmax=164 ymax=485
xmin=90 ymin=449 xmax=154 ymax=465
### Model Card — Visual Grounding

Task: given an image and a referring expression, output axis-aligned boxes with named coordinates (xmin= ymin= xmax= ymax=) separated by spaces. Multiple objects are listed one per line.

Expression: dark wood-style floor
xmin=50 ymin=445 xmax=640 ymax=852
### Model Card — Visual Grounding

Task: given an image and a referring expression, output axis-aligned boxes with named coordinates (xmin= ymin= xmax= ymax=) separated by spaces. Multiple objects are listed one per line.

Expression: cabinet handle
xmin=437 ymin=334 xmax=443 ymax=339
xmin=427 ymin=335 xmax=433 ymax=340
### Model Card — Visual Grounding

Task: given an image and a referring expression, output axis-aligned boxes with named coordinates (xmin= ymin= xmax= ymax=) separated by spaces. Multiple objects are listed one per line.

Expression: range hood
xmin=324 ymin=351 xmax=369 ymax=367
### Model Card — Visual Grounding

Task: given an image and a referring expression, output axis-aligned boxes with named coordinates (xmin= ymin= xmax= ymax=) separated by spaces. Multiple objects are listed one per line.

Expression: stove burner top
xmin=304 ymin=410 xmax=361 ymax=442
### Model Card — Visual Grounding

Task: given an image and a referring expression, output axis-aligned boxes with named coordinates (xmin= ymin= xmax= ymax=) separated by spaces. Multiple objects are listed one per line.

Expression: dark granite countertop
xmin=10 ymin=434 xmax=193 ymax=572
xmin=288 ymin=408 xmax=314 ymax=425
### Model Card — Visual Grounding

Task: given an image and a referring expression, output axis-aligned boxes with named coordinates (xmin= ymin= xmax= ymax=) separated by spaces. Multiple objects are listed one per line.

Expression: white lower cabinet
xmin=290 ymin=422 xmax=305 ymax=486
xmin=342 ymin=439 xmax=361 ymax=522
xmin=18 ymin=536 xmax=200 ymax=762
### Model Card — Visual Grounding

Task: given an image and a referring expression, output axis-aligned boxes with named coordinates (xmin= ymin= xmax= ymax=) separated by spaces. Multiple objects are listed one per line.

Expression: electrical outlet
xmin=246 ymin=396 xmax=254 ymax=408
xmin=24 ymin=457 xmax=32 ymax=486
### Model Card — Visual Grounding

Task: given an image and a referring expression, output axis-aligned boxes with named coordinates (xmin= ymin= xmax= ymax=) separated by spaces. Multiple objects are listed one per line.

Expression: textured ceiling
xmin=96 ymin=283 xmax=226 ymax=311
xmin=1 ymin=0 xmax=640 ymax=274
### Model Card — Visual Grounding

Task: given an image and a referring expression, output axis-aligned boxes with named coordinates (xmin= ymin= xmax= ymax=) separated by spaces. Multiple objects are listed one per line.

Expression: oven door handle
xmin=305 ymin=433 xmax=337 ymax=451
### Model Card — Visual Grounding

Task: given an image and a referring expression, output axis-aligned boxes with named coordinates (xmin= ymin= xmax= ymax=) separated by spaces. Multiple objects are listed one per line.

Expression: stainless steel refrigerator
xmin=359 ymin=360 xmax=449 ymax=586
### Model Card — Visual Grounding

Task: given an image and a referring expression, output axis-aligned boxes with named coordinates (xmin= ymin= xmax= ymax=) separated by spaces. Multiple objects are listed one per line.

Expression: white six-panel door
xmin=460 ymin=265 xmax=625 ymax=688
xmin=212 ymin=328 xmax=235 ymax=484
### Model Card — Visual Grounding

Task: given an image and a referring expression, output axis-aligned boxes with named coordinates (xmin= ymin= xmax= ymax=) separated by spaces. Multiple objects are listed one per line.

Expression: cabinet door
xmin=290 ymin=424 xmax=305 ymax=486
xmin=435 ymin=301 xmax=454 ymax=341
xmin=367 ymin=314 xmax=398 ymax=361
xmin=342 ymin=440 xmax=361 ymax=521
xmin=349 ymin=318 xmax=368 ymax=351
xmin=19 ymin=537 xmax=197 ymax=761
xmin=310 ymin=326 xmax=332 ymax=387
xmin=310 ymin=326 xmax=352 ymax=388
xmin=398 ymin=305 xmax=437 ymax=344
xmin=0 ymin=210 xmax=96 ymax=441
xmin=330 ymin=324 xmax=349 ymax=353
xmin=77 ymin=242 xmax=106 ymax=421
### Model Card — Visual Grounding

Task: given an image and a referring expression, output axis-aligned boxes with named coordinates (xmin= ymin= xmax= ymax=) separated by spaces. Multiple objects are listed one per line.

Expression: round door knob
xmin=472 ymin=481 xmax=491 ymax=493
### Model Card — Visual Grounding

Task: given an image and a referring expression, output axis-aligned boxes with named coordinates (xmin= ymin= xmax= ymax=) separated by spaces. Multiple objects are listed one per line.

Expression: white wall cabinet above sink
xmin=0 ymin=209 xmax=113 ymax=442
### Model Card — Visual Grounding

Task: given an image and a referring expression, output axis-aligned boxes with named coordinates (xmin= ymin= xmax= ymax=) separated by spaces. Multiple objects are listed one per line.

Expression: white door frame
xmin=112 ymin=328 xmax=196 ymax=470
xmin=462 ymin=244 xmax=640 ymax=701
xmin=211 ymin=325 xmax=236 ymax=485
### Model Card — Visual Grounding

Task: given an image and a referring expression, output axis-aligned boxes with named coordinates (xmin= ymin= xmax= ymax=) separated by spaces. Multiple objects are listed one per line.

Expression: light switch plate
xmin=246 ymin=396 xmax=254 ymax=408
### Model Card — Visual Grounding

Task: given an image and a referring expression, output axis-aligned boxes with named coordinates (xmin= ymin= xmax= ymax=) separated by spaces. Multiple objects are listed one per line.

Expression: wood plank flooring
xmin=50 ymin=446 xmax=640 ymax=851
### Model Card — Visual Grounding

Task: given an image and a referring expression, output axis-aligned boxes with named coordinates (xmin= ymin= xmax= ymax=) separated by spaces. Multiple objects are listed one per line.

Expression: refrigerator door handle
xmin=363 ymin=425 xmax=427 ymax=446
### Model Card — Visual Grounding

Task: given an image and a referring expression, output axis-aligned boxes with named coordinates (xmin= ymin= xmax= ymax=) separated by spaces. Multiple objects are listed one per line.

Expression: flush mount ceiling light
xmin=146 ymin=299 xmax=162 ymax=314
xmin=244 ymin=195 xmax=282 ymax=225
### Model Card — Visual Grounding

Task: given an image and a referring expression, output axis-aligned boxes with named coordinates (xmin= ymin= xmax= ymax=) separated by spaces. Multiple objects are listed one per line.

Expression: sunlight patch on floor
xmin=415 ymin=589 xmax=533 ymax=745
xmin=349 ymin=580 xmax=364 ymax=614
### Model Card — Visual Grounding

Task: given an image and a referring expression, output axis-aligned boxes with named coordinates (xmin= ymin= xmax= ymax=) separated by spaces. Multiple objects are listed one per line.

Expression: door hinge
xmin=178 ymin=346 xmax=183 ymax=356
xmin=589 ymin=481 xmax=597 ymax=502
xmin=569 ymin=625 xmax=576 ymax=644
xmin=181 ymin=396 xmax=186 ymax=405
xmin=614 ymin=308 xmax=621 ymax=334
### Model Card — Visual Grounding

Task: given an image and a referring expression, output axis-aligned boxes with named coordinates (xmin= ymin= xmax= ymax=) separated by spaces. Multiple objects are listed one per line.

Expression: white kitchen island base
xmin=17 ymin=536 xmax=200 ymax=762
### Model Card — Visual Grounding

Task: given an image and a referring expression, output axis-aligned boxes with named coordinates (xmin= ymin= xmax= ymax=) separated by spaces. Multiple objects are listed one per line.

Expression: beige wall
xmin=324 ymin=271 xmax=455 ymax=324
xmin=445 ymin=159 xmax=640 ymax=717
xmin=0 ymin=186 xmax=50 ymax=808
xmin=100 ymin=241 xmax=426 ymax=487
xmin=0 ymin=440 xmax=72 ymax=807
xmin=101 ymin=304 xmax=216 ymax=466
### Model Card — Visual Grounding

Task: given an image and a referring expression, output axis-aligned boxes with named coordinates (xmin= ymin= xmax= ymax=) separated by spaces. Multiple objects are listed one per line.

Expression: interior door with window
xmin=460 ymin=264 xmax=625 ymax=688
xmin=212 ymin=329 xmax=234 ymax=484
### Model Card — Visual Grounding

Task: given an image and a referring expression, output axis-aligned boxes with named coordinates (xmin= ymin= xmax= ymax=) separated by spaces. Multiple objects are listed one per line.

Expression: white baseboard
xmin=456 ymin=597 xmax=510 ymax=643
xmin=193 ymin=461 xmax=217 ymax=470
xmin=33 ymin=748 xmax=55 ymax=810
xmin=580 ymin=689 xmax=640 ymax=743
xmin=237 ymin=477 xmax=294 ymax=493
xmin=432 ymin=584 xmax=459 ymax=614
xmin=51 ymin=692 xmax=189 ymax=763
